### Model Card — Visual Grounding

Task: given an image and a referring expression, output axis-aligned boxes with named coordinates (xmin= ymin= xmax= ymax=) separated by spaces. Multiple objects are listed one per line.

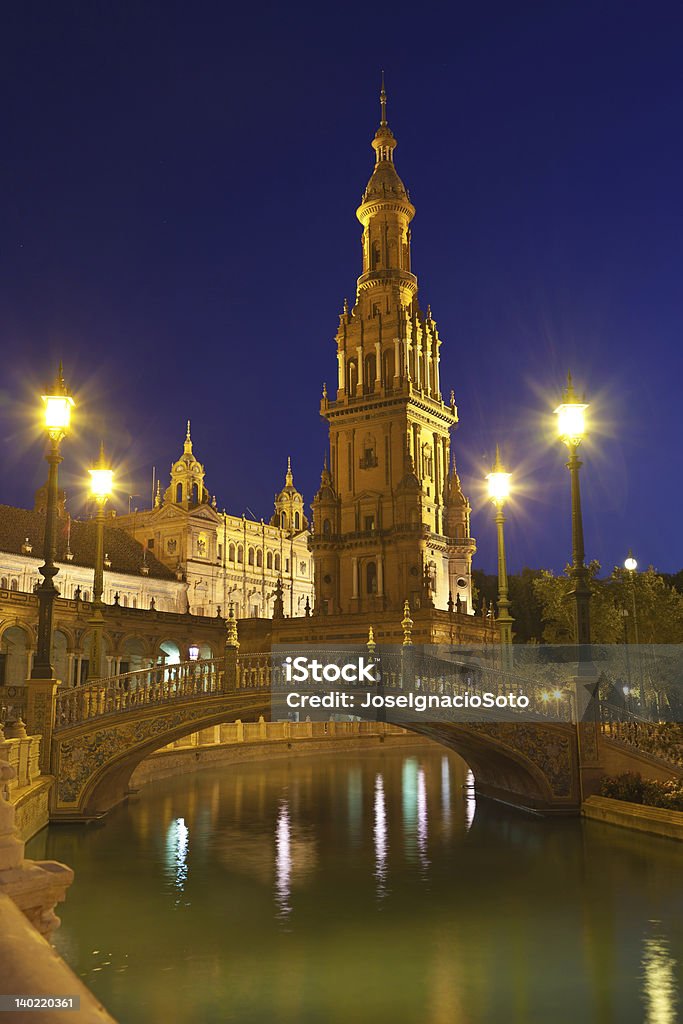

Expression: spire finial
xmin=286 ymin=456 xmax=293 ymax=486
xmin=380 ymin=70 xmax=387 ymax=126
xmin=183 ymin=419 xmax=193 ymax=454
xmin=186 ymin=419 xmax=191 ymax=440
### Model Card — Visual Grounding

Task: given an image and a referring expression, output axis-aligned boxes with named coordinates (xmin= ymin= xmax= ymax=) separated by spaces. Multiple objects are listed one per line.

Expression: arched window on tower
xmin=347 ymin=359 xmax=358 ymax=395
xmin=10 ymin=579 xmax=18 ymax=592
xmin=274 ymin=553 xmax=281 ymax=572
xmin=229 ymin=543 xmax=235 ymax=562
xmin=323 ymin=519 xmax=331 ymax=537
xmin=382 ymin=349 xmax=395 ymax=389
xmin=371 ymin=241 xmax=380 ymax=269
xmin=256 ymin=549 xmax=263 ymax=568
xmin=266 ymin=551 xmax=273 ymax=570
xmin=191 ymin=483 xmax=199 ymax=504
xmin=366 ymin=562 xmax=378 ymax=595
xmin=237 ymin=545 xmax=243 ymax=564
xmin=294 ymin=511 xmax=300 ymax=531
xmin=176 ymin=483 xmax=182 ymax=503
xmin=248 ymin=547 xmax=254 ymax=566
xmin=364 ymin=353 xmax=376 ymax=392
xmin=0 ymin=577 xmax=7 ymax=590
xmin=280 ymin=512 xmax=287 ymax=530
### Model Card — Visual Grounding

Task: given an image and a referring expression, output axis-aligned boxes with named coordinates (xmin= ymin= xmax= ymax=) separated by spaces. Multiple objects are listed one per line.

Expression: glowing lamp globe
xmin=89 ymin=467 xmax=113 ymax=501
xmin=624 ymin=553 xmax=638 ymax=572
xmin=554 ymin=372 xmax=588 ymax=446
xmin=486 ymin=446 xmax=511 ymax=505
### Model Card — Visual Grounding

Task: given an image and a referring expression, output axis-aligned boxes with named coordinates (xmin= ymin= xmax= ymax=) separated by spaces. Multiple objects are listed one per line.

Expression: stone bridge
xmin=45 ymin=644 xmax=683 ymax=822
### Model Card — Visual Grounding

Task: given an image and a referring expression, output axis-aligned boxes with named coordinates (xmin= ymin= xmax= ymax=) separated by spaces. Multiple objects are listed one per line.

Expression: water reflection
xmin=417 ymin=765 xmax=429 ymax=876
xmin=642 ymin=927 xmax=679 ymax=1024
xmin=465 ymin=768 xmax=476 ymax=831
xmin=165 ymin=816 xmax=189 ymax=902
xmin=26 ymin=749 xmax=683 ymax=1024
xmin=274 ymin=800 xmax=291 ymax=920
xmin=373 ymin=774 xmax=388 ymax=900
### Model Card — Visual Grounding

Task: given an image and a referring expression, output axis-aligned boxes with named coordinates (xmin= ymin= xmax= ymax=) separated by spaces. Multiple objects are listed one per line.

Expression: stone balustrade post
xmin=25 ymin=680 xmax=58 ymax=775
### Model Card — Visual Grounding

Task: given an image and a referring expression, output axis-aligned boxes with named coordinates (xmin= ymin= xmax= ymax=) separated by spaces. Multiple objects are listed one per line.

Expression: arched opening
xmin=280 ymin=512 xmax=287 ymax=529
xmin=237 ymin=545 xmax=244 ymax=564
xmin=121 ymin=636 xmax=148 ymax=676
xmin=366 ymin=561 xmax=378 ymax=594
xmin=266 ymin=551 xmax=273 ymax=570
xmin=53 ymin=630 xmax=69 ymax=686
xmin=191 ymin=483 xmax=199 ymax=504
xmin=274 ymin=554 xmax=281 ymax=572
xmin=0 ymin=577 xmax=7 ymax=590
xmin=229 ymin=543 xmax=236 ymax=562
xmin=160 ymin=640 xmax=181 ymax=666
xmin=176 ymin=483 xmax=182 ymax=503
xmin=364 ymin=354 xmax=376 ymax=392
xmin=294 ymin=511 xmax=300 ymax=531
xmin=10 ymin=580 xmax=18 ymax=592
xmin=256 ymin=550 xmax=263 ymax=568
xmin=347 ymin=359 xmax=358 ymax=395
xmin=371 ymin=241 xmax=380 ymax=269
xmin=323 ymin=518 xmax=331 ymax=536
xmin=0 ymin=625 xmax=30 ymax=686
xmin=248 ymin=548 xmax=255 ymax=566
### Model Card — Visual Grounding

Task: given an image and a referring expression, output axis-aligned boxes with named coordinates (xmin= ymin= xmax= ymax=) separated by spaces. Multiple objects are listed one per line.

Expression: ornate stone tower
xmin=271 ymin=458 xmax=309 ymax=535
xmin=163 ymin=421 xmax=210 ymax=508
xmin=311 ymin=81 xmax=476 ymax=615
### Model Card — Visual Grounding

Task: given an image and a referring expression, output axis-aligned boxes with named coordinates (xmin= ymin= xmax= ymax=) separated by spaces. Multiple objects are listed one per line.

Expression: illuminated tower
xmin=311 ymin=80 xmax=475 ymax=615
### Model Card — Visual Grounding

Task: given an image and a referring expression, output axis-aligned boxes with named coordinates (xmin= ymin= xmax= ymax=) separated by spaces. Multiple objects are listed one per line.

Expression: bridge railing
xmin=54 ymin=658 xmax=224 ymax=730
xmin=599 ymin=703 xmax=683 ymax=770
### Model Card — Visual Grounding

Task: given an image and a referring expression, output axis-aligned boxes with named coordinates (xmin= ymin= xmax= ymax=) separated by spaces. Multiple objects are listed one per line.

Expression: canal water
xmin=28 ymin=746 xmax=683 ymax=1024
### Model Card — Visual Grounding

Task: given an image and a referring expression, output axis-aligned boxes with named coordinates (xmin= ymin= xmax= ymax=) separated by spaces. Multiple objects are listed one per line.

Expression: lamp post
xmin=87 ymin=443 xmax=113 ymax=681
xmin=554 ymin=373 xmax=591 ymax=659
xmin=32 ymin=364 xmax=75 ymax=679
xmin=624 ymin=550 xmax=647 ymax=712
xmin=486 ymin=446 xmax=514 ymax=670
xmin=555 ymin=372 xmax=598 ymax=801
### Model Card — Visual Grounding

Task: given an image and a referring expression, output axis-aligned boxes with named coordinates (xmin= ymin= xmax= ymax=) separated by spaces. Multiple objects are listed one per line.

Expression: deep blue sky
xmin=1 ymin=1 xmax=682 ymax=575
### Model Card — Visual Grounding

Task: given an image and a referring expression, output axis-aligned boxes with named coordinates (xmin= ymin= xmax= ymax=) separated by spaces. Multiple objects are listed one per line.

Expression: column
xmin=352 ymin=558 xmax=359 ymax=599
xmin=337 ymin=351 xmax=345 ymax=391
xmin=356 ymin=346 xmax=363 ymax=395
xmin=374 ymin=342 xmax=381 ymax=386
xmin=393 ymin=338 xmax=400 ymax=383
xmin=377 ymin=557 xmax=384 ymax=597
xmin=434 ymin=346 xmax=441 ymax=398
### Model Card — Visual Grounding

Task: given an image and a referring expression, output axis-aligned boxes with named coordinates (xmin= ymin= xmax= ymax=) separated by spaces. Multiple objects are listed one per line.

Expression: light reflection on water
xmin=27 ymin=747 xmax=683 ymax=1024
xmin=373 ymin=773 xmax=388 ymax=900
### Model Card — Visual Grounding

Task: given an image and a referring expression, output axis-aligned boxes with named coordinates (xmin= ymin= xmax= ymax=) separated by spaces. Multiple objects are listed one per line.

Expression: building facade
xmin=102 ymin=425 xmax=314 ymax=620
xmin=310 ymin=85 xmax=476 ymax=616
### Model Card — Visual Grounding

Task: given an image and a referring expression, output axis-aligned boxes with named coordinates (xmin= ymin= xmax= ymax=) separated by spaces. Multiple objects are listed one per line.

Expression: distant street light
xmin=624 ymin=550 xmax=647 ymax=712
xmin=87 ymin=443 xmax=113 ymax=681
xmin=486 ymin=445 xmax=514 ymax=670
xmin=32 ymin=364 xmax=74 ymax=679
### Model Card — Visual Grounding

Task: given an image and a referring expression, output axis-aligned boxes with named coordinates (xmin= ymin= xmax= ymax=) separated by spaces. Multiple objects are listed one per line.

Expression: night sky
xmin=2 ymin=2 xmax=682 ymax=576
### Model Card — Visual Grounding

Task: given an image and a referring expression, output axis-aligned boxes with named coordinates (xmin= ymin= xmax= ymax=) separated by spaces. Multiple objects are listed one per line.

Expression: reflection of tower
xmin=311 ymin=81 xmax=475 ymax=616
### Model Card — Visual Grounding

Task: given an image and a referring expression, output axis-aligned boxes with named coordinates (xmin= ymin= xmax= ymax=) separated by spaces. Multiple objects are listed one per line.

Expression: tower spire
xmin=380 ymin=70 xmax=387 ymax=127
xmin=184 ymin=420 xmax=192 ymax=454
xmin=286 ymin=456 xmax=293 ymax=487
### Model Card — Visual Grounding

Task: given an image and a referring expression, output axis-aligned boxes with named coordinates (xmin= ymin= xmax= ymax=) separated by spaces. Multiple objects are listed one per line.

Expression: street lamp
xmin=486 ymin=445 xmax=514 ymax=670
xmin=87 ymin=442 xmax=113 ymax=681
xmin=624 ymin=550 xmax=647 ymax=711
xmin=554 ymin=372 xmax=591 ymax=657
xmin=32 ymin=363 xmax=75 ymax=679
